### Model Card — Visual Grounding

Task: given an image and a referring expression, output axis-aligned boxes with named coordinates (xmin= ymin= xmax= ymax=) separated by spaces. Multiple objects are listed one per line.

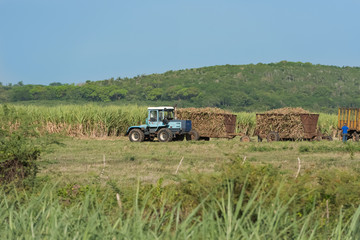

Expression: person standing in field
xmin=342 ymin=123 xmax=349 ymax=142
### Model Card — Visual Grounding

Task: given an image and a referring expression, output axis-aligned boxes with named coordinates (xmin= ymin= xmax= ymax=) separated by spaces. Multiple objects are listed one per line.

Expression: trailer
xmin=176 ymin=108 xmax=251 ymax=142
xmin=255 ymin=109 xmax=321 ymax=142
xmin=338 ymin=107 xmax=360 ymax=141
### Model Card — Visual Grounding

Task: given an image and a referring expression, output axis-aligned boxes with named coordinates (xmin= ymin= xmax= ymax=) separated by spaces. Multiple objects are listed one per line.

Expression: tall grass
xmin=1 ymin=180 xmax=359 ymax=239
xmin=235 ymin=112 xmax=256 ymax=135
xmin=0 ymin=104 xmax=147 ymax=137
xmin=318 ymin=113 xmax=338 ymax=137
xmin=0 ymin=104 xmax=338 ymax=137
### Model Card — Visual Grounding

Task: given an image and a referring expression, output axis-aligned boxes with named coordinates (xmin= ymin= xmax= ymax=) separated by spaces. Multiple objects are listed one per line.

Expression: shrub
xmin=0 ymin=104 xmax=56 ymax=185
xmin=0 ymin=132 xmax=41 ymax=184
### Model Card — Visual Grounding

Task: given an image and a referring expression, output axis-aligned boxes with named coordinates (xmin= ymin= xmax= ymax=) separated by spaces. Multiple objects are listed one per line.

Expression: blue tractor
xmin=125 ymin=106 xmax=198 ymax=142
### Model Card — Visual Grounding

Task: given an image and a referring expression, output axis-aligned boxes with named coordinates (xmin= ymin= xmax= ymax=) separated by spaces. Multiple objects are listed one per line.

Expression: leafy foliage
xmin=1 ymin=61 xmax=360 ymax=112
xmin=0 ymin=105 xmax=56 ymax=185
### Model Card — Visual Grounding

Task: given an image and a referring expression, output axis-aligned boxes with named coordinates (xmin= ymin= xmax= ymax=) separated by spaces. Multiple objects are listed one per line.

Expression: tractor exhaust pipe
xmin=174 ymin=104 xmax=177 ymax=120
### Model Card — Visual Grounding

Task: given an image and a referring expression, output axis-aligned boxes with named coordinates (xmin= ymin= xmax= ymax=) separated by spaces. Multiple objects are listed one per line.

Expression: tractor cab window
xmin=164 ymin=110 xmax=174 ymax=120
xmin=158 ymin=111 xmax=164 ymax=121
xmin=149 ymin=110 xmax=157 ymax=121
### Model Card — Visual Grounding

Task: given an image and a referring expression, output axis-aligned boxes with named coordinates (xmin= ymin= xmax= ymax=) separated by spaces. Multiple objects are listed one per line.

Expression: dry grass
xmin=38 ymin=137 xmax=360 ymax=187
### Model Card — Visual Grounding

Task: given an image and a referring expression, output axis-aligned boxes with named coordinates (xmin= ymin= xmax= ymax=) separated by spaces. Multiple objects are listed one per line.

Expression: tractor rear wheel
xmin=266 ymin=131 xmax=280 ymax=142
xmin=129 ymin=129 xmax=145 ymax=142
xmin=186 ymin=129 xmax=200 ymax=141
xmin=157 ymin=128 xmax=173 ymax=142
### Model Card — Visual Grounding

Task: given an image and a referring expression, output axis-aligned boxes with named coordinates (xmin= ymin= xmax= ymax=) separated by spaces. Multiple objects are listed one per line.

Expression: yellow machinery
xmin=338 ymin=107 xmax=360 ymax=140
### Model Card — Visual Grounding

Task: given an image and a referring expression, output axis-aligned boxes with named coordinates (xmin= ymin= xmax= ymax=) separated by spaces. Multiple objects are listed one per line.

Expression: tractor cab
xmin=147 ymin=107 xmax=175 ymax=127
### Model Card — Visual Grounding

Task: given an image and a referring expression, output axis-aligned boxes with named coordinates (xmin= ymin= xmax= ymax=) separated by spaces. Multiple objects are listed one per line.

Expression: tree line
xmin=1 ymin=61 xmax=360 ymax=113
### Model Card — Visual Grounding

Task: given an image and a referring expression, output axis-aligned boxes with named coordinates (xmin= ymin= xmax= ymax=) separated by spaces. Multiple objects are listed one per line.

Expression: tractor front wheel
xmin=129 ymin=129 xmax=145 ymax=142
xmin=157 ymin=128 xmax=173 ymax=142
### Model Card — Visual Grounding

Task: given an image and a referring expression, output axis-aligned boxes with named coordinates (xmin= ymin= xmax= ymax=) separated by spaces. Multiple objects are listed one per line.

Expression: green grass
xmin=1 ymin=103 xmax=358 ymax=239
xmin=2 ymin=164 xmax=360 ymax=239
xmin=318 ymin=112 xmax=339 ymax=135
xmin=2 ymin=136 xmax=360 ymax=238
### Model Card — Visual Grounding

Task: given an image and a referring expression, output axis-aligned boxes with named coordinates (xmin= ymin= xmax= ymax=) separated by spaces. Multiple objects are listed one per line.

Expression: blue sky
xmin=0 ymin=0 xmax=359 ymax=85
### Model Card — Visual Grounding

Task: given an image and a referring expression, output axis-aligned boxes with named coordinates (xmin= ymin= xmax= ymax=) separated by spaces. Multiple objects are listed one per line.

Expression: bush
xmin=0 ymin=132 xmax=41 ymax=184
xmin=0 ymin=104 xmax=56 ymax=185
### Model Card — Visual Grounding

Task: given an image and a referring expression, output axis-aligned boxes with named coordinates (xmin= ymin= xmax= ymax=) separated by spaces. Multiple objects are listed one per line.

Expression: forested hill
xmin=1 ymin=61 xmax=360 ymax=112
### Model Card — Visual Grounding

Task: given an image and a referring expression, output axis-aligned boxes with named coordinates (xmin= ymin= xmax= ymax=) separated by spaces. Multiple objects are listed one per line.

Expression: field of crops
xmin=0 ymin=104 xmax=339 ymax=138
xmin=2 ymin=103 xmax=358 ymax=239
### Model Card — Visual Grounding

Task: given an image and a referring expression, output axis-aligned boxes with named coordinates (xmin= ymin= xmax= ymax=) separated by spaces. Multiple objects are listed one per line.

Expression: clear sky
xmin=0 ymin=0 xmax=359 ymax=85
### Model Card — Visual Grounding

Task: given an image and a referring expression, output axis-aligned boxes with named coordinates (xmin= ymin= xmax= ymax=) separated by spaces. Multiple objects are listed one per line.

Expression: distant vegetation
xmin=1 ymin=61 xmax=360 ymax=112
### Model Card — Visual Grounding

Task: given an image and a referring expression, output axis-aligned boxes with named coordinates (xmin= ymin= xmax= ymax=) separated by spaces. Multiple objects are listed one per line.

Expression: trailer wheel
xmin=240 ymin=136 xmax=251 ymax=142
xmin=186 ymin=129 xmax=200 ymax=141
xmin=266 ymin=132 xmax=280 ymax=142
xmin=129 ymin=129 xmax=145 ymax=142
xmin=352 ymin=133 xmax=359 ymax=142
xmin=158 ymin=128 xmax=173 ymax=142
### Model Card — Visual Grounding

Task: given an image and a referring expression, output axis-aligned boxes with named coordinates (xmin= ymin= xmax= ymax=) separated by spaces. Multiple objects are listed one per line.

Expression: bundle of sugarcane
xmin=176 ymin=108 xmax=236 ymax=137
xmin=263 ymin=107 xmax=310 ymax=115
xmin=255 ymin=108 xmax=312 ymax=139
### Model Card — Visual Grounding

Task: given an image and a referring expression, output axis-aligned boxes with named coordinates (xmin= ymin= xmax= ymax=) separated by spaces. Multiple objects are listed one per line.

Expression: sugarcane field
xmin=2 ymin=101 xmax=360 ymax=239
